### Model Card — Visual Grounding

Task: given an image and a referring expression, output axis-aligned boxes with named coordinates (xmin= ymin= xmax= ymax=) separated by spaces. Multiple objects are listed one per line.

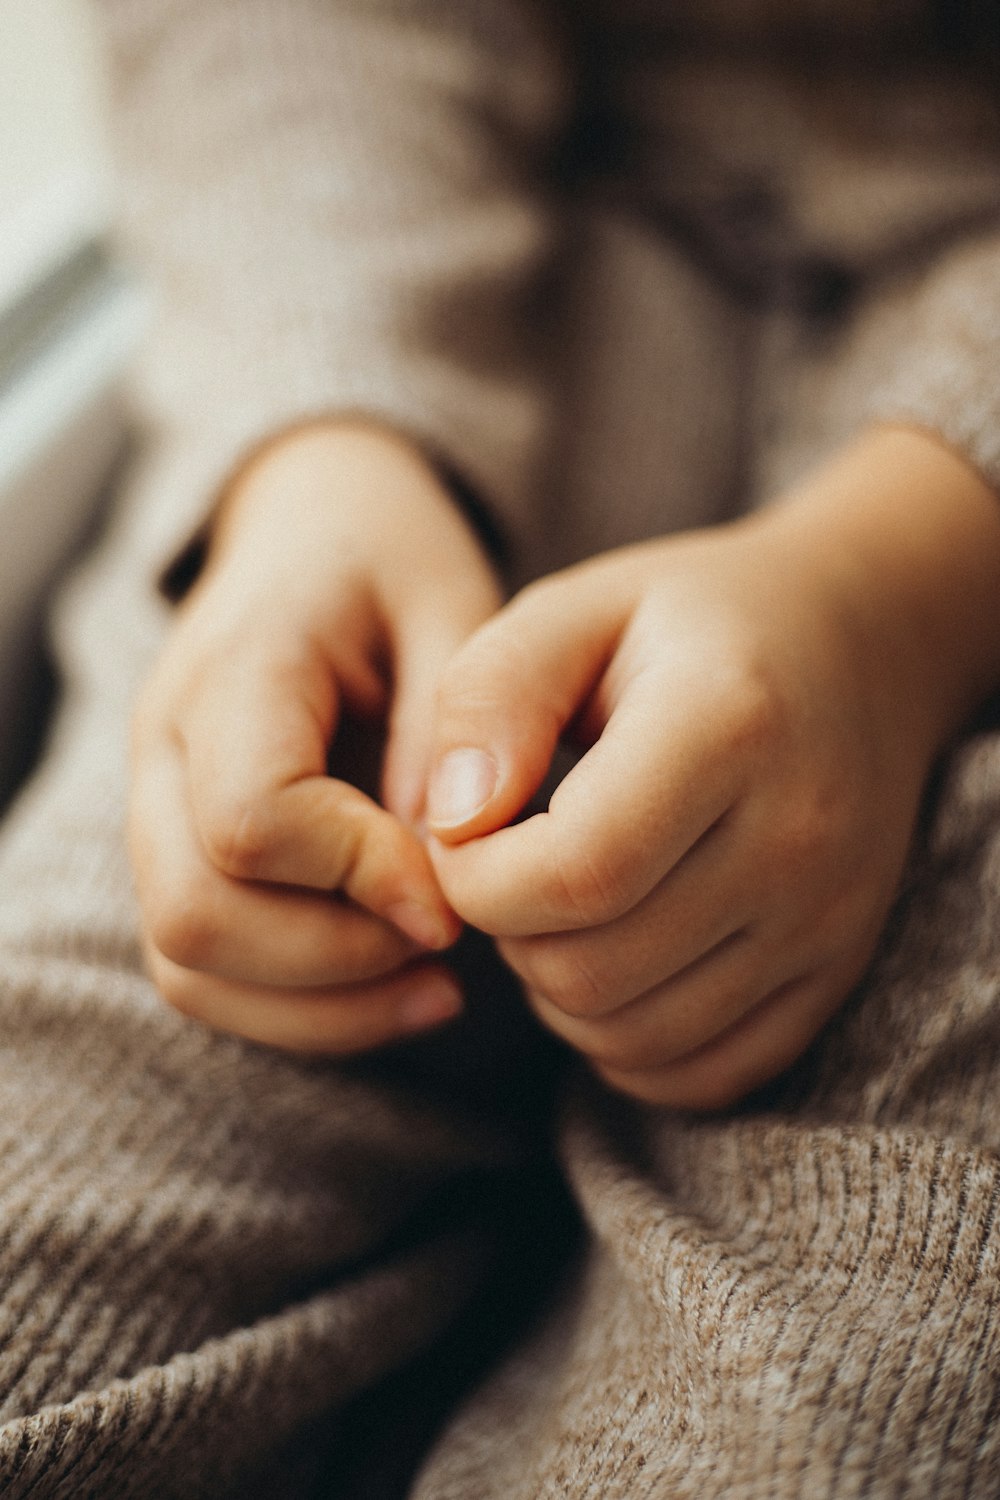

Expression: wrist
xmin=209 ymin=418 xmax=450 ymax=558
xmin=753 ymin=425 xmax=1000 ymax=760
xmin=197 ymin=417 xmax=498 ymax=606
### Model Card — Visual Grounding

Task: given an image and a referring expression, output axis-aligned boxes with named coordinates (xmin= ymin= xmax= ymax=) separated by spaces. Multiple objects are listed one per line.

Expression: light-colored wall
xmin=0 ymin=1 xmax=142 ymax=804
xmin=0 ymin=0 xmax=112 ymax=314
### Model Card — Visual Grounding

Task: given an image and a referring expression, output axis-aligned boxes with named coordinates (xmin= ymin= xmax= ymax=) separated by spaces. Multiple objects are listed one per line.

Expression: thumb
xmin=381 ymin=582 xmax=500 ymax=827
xmin=425 ymin=569 xmax=628 ymax=845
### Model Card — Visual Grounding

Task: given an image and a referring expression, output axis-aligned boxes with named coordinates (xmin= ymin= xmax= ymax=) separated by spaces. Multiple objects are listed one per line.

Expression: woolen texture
xmin=1 ymin=1 xmax=999 ymax=1494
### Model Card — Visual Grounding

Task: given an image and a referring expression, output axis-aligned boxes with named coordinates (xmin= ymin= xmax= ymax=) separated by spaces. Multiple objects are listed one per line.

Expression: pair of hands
xmin=129 ymin=421 xmax=1000 ymax=1109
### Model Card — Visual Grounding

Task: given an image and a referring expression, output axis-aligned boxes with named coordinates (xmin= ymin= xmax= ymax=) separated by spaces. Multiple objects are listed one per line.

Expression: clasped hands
xmin=130 ymin=421 xmax=998 ymax=1109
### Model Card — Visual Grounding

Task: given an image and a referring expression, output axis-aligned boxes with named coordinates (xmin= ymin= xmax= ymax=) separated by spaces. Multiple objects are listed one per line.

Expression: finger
xmin=381 ymin=582 xmax=498 ymax=827
xmin=523 ymin=929 xmax=775 ymax=1072
xmin=426 ymin=565 xmax=631 ymax=843
xmin=497 ymin=812 xmax=750 ymax=1017
xmin=145 ymin=942 xmax=464 ymax=1055
xmin=594 ymin=971 xmax=846 ymax=1112
xmin=429 ymin=657 xmax=744 ymax=937
xmin=177 ymin=634 xmax=458 ymax=947
xmin=130 ymin=749 xmax=425 ymax=987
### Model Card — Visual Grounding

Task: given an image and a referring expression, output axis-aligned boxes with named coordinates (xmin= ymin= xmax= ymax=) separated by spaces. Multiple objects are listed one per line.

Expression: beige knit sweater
xmin=0 ymin=1 xmax=998 ymax=1495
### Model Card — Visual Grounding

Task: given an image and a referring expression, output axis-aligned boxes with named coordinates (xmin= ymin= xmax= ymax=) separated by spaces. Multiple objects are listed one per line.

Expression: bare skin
xmin=426 ymin=426 xmax=1000 ymax=1108
xmin=128 ymin=421 xmax=501 ymax=1053
xmin=130 ymin=421 xmax=1000 ymax=1106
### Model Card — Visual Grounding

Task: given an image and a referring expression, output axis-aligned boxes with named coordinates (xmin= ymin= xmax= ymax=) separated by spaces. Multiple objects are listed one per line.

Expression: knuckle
xmin=434 ymin=643 xmax=504 ymax=713
xmin=200 ymin=796 xmax=279 ymax=879
xmin=328 ymin=798 xmax=371 ymax=889
xmin=703 ymin=646 xmax=788 ymax=767
xmin=548 ymin=836 xmax=634 ymax=928
xmin=146 ymin=884 xmax=219 ymax=972
xmin=772 ymin=789 xmax=835 ymax=878
xmin=728 ymin=667 xmax=784 ymax=756
xmin=435 ymin=664 xmax=517 ymax=740
xmin=435 ymin=606 xmax=550 ymax=717
xmin=516 ymin=937 xmax=611 ymax=1017
xmin=434 ymin=644 xmax=478 ymax=703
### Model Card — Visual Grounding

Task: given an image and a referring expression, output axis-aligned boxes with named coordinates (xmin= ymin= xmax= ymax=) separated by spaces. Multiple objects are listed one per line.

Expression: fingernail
xmin=427 ymin=749 xmax=498 ymax=829
xmin=400 ymin=976 xmax=463 ymax=1031
xmin=386 ymin=899 xmax=456 ymax=951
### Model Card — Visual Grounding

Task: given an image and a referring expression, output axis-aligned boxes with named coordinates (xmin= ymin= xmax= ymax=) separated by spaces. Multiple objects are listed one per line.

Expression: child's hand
xmin=129 ymin=423 xmax=501 ymax=1053
xmin=426 ymin=428 xmax=1000 ymax=1109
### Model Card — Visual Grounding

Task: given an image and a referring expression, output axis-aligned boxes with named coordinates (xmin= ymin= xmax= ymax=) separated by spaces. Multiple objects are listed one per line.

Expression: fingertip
xmin=384 ymin=897 xmax=462 ymax=951
xmin=397 ymin=971 xmax=464 ymax=1031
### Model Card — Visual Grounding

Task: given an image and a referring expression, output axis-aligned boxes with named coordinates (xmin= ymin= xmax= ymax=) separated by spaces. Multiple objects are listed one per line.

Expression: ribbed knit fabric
xmin=415 ymin=728 xmax=1000 ymax=1493
xmin=0 ymin=1 xmax=999 ymax=1495
xmin=0 ymin=502 xmax=566 ymax=1499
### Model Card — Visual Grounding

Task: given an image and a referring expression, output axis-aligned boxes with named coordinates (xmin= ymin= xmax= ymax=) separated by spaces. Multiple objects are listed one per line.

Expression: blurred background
xmin=0 ymin=0 xmax=143 ymax=803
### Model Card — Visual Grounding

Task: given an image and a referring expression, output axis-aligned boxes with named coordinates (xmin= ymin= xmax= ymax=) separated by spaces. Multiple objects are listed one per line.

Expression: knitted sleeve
xmin=96 ymin=0 xmax=571 ymax=580
xmin=864 ymin=231 xmax=1000 ymax=496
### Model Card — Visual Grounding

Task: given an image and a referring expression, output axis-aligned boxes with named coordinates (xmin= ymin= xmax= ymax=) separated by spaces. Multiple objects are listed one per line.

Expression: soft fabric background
xmin=0 ymin=1 xmax=998 ymax=1494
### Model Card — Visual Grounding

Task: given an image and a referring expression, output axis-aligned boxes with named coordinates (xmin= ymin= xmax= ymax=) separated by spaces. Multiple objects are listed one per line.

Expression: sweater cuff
xmin=863 ymin=233 xmax=1000 ymax=497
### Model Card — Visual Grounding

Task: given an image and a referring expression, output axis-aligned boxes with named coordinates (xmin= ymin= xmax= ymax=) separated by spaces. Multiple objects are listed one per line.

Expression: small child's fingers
xmin=130 ymin=751 xmax=425 ymax=987
xmin=523 ymin=930 xmax=790 ymax=1076
xmin=425 ymin=566 xmax=625 ymax=846
xmin=144 ymin=942 xmax=464 ymax=1055
xmin=496 ymin=819 xmax=753 ymax=1018
xmin=381 ymin=568 xmax=502 ymax=827
xmin=192 ymin=770 xmax=457 ymax=946
xmin=174 ymin=646 xmax=458 ymax=945
xmin=592 ymin=972 xmax=845 ymax=1112
xmin=430 ymin=662 xmax=742 ymax=938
